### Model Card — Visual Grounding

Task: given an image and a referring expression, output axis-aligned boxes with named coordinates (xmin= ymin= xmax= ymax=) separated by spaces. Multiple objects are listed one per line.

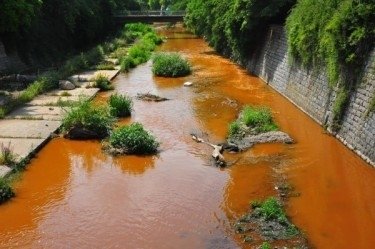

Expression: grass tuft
xmin=0 ymin=143 xmax=17 ymax=166
xmin=93 ymin=74 xmax=113 ymax=91
xmin=109 ymin=123 xmax=159 ymax=155
xmin=0 ymin=178 xmax=14 ymax=204
xmin=61 ymin=99 xmax=114 ymax=138
xmin=152 ymin=52 xmax=191 ymax=77
xmin=242 ymin=106 xmax=278 ymax=133
xmin=108 ymin=93 xmax=133 ymax=118
xmin=229 ymin=120 xmax=241 ymax=137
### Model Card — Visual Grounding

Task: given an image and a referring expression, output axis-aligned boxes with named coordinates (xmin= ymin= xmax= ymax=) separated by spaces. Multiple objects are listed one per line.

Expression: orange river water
xmin=0 ymin=27 xmax=374 ymax=249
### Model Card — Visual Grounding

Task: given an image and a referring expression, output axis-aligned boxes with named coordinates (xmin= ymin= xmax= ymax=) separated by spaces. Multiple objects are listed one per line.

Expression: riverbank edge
xmin=0 ymin=69 xmax=120 ymax=179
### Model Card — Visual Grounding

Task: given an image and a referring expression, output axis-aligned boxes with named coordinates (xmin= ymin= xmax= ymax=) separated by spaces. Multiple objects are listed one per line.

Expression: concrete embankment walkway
xmin=0 ymin=68 xmax=120 ymax=177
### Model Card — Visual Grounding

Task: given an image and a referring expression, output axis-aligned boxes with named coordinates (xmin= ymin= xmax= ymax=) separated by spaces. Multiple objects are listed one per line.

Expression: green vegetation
xmin=228 ymin=106 xmax=278 ymax=138
xmin=93 ymin=74 xmax=114 ymax=91
xmin=251 ymin=197 xmax=288 ymax=223
xmin=228 ymin=121 xmax=241 ymax=137
xmin=260 ymin=242 xmax=271 ymax=249
xmin=0 ymin=108 xmax=5 ymax=119
xmin=108 ymin=93 xmax=133 ymax=118
xmin=61 ymin=99 xmax=114 ymax=139
xmin=109 ymin=123 xmax=159 ymax=155
xmin=0 ymin=178 xmax=14 ymax=204
xmin=185 ymin=0 xmax=295 ymax=61
xmin=119 ymin=23 xmax=163 ymax=72
xmin=0 ymin=143 xmax=17 ymax=166
xmin=286 ymin=0 xmax=374 ymax=87
xmin=152 ymin=52 xmax=191 ymax=77
xmin=332 ymin=88 xmax=349 ymax=131
xmin=241 ymin=106 xmax=278 ymax=133
xmin=368 ymin=93 xmax=375 ymax=115
xmin=251 ymin=197 xmax=299 ymax=236
xmin=286 ymin=0 xmax=374 ymax=130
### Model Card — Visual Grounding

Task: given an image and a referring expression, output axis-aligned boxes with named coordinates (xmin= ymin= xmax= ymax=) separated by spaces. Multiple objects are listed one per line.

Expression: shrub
xmin=61 ymin=99 xmax=114 ymax=138
xmin=241 ymin=106 xmax=278 ymax=133
xmin=109 ymin=123 xmax=159 ymax=155
xmin=108 ymin=93 xmax=133 ymax=117
xmin=152 ymin=52 xmax=191 ymax=77
xmin=120 ymin=57 xmax=136 ymax=72
xmin=128 ymin=43 xmax=152 ymax=65
xmin=93 ymin=74 xmax=113 ymax=91
xmin=0 ymin=178 xmax=14 ymax=204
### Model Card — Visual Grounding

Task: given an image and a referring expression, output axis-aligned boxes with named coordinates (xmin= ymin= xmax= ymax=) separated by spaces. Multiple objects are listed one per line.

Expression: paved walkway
xmin=0 ymin=68 xmax=120 ymax=177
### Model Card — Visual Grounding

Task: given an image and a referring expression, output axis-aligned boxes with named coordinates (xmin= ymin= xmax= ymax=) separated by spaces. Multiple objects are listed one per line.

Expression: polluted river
xmin=0 ymin=26 xmax=374 ymax=249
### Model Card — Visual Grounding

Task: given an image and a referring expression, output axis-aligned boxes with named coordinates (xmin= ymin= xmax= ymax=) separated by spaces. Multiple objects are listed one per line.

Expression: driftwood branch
xmin=191 ymin=134 xmax=226 ymax=166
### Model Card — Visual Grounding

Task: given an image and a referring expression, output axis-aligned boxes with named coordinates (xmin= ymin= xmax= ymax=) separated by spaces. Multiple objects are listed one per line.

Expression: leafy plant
xmin=108 ymin=93 xmax=133 ymax=118
xmin=0 ymin=177 xmax=14 ymax=204
xmin=109 ymin=123 xmax=159 ymax=155
xmin=61 ymin=99 xmax=115 ymax=138
xmin=152 ymin=52 xmax=191 ymax=77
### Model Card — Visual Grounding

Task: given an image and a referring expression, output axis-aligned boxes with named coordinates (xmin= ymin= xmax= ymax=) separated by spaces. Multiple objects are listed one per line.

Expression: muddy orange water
xmin=1 ymin=27 xmax=374 ymax=249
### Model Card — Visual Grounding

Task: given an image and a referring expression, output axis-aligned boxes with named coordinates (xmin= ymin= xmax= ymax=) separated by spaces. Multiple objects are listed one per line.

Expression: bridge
xmin=114 ymin=10 xmax=185 ymax=24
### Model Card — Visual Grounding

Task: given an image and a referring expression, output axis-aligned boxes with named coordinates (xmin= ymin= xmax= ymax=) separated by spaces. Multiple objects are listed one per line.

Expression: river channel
xmin=0 ymin=26 xmax=374 ymax=249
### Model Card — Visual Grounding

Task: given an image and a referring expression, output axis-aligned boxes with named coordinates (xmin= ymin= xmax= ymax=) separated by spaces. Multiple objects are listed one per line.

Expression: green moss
xmin=152 ymin=52 xmax=191 ymax=77
xmin=109 ymin=123 xmax=159 ymax=155
xmin=367 ymin=92 xmax=375 ymax=115
xmin=332 ymin=88 xmax=349 ymax=131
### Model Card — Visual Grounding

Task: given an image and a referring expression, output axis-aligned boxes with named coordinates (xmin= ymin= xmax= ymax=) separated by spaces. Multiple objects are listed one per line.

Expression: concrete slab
xmin=27 ymin=95 xmax=81 ymax=106
xmin=0 ymin=119 xmax=60 ymax=139
xmin=71 ymin=69 xmax=119 ymax=82
xmin=0 ymin=138 xmax=46 ymax=160
xmin=47 ymin=88 xmax=99 ymax=97
xmin=0 ymin=165 xmax=12 ymax=178
xmin=8 ymin=105 xmax=64 ymax=117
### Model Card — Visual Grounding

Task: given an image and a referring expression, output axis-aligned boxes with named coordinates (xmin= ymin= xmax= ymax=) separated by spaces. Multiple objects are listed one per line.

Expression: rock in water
xmin=229 ymin=131 xmax=294 ymax=150
xmin=184 ymin=82 xmax=193 ymax=87
xmin=59 ymin=80 xmax=75 ymax=90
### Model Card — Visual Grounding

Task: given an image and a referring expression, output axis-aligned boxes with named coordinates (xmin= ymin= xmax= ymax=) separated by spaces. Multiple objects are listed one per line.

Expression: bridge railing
xmin=115 ymin=10 xmax=186 ymax=17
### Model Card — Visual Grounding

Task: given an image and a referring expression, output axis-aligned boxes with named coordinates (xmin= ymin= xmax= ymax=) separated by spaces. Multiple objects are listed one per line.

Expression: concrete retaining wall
xmin=245 ymin=25 xmax=375 ymax=166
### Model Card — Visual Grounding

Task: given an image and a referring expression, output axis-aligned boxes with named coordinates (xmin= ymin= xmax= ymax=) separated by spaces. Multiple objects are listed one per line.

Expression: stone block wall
xmin=245 ymin=25 xmax=375 ymax=166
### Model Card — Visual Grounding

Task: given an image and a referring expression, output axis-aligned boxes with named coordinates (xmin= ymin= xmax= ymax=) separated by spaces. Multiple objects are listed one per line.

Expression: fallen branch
xmin=191 ymin=134 xmax=226 ymax=167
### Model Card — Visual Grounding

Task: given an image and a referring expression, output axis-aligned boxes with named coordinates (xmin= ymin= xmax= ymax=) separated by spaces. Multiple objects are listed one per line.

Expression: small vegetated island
xmin=152 ymin=52 xmax=191 ymax=77
xmin=235 ymin=197 xmax=308 ymax=248
xmin=228 ymin=106 xmax=293 ymax=150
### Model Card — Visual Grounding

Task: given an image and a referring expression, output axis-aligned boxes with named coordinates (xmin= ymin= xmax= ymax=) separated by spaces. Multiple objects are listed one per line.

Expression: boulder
xmin=59 ymin=80 xmax=75 ymax=90
xmin=229 ymin=131 xmax=294 ymax=150
xmin=64 ymin=126 xmax=102 ymax=140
